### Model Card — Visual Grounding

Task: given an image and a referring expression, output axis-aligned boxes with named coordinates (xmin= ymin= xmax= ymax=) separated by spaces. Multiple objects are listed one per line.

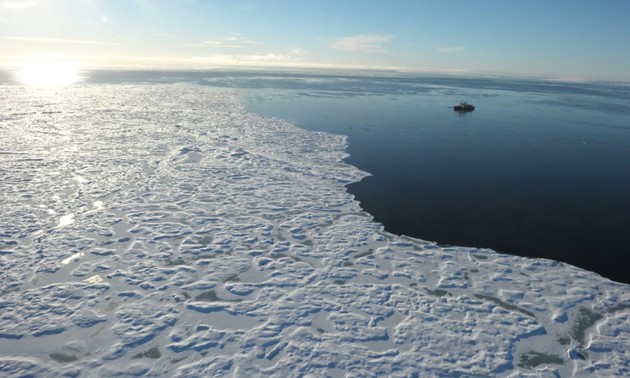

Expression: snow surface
xmin=0 ymin=85 xmax=628 ymax=377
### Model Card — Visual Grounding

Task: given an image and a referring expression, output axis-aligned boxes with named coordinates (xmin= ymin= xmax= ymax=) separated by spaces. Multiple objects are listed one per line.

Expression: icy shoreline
xmin=1 ymin=85 xmax=628 ymax=376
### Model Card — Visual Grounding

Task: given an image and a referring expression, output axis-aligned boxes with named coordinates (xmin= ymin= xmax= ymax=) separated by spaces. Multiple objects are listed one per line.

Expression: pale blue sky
xmin=1 ymin=0 xmax=629 ymax=81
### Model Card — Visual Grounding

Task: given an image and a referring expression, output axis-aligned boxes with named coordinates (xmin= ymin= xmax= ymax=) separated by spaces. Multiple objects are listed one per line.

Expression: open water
xmin=235 ymin=71 xmax=630 ymax=284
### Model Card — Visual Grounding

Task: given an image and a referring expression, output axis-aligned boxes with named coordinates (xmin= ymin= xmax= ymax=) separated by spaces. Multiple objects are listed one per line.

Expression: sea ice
xmin=0 ymin=85 xmax=628 ymax=377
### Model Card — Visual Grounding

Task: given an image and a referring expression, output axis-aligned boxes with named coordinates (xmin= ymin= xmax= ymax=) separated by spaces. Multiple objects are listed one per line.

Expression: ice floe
xmin=0 ymin=85 xmax=628 ymax=377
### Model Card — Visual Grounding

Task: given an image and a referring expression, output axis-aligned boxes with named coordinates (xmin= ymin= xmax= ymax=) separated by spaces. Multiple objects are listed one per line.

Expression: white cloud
xmin=63 ymin=48 xmax=308 ymax=70
xmin=438 ymin=46 xmax=464 ymax=54
xmin=331 ymin=34 xmax=393 ymax=53
xmin=189 ymin=33 xmax=257 ymax=49
xmin=4 ymin=36 xmax=119 ymax=45
xmin=191 ymin=41 xmax=243 ymax=49
xmin=1 ymin=1 xmax=37 ymax=9
xmin=192 ymin=50 xmax=305 ymax=66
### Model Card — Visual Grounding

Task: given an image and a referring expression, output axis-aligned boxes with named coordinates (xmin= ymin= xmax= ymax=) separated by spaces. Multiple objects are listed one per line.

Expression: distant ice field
xmin=0 ymin=84 xmax=628 ymax=376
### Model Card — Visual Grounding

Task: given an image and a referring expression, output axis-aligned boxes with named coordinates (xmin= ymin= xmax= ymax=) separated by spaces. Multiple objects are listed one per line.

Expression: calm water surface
xmin=238 ymin=72 xmax=630 ymax=284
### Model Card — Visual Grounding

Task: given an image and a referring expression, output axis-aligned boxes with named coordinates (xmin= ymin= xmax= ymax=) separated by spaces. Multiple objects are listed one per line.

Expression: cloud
xmin=192 ymin=41 xmax=243 ymax=49
xmin=189 ymin=33 xmax=257 ymax=49
xmin=1 ymin=1 xmax=38 ymax=9
xmin=438 ymin=46 xmax=464 ymax=54
xmin=331 ymin=34 xmax=393 ymax=53
xmin=69 ymin=46 xmax=307 ymax=69
xmin=192 ymin=49 xmax=306 ymax=66
xmin=4 ymin=36 xmax=119 ymax=45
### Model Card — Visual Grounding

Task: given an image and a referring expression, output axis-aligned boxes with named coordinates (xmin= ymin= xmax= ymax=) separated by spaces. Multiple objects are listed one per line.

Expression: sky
xmin=1 ymin=0 xmax=630 ymax=81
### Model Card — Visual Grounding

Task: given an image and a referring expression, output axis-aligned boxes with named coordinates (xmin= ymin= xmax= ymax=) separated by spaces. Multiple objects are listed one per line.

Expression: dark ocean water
xmin=6 ymin=69 xmax=629 ymax=283
xmin=229 ymin=71 xmax=630 ymax=284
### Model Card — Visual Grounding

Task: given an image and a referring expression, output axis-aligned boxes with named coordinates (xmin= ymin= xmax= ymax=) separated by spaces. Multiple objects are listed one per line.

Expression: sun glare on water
xmin=15 ymin=59 xmax=81 ymax=88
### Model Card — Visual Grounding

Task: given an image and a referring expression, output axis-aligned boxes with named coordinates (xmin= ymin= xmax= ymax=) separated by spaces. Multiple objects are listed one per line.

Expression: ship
xmin=453 ymin=101 xmax=475 ymax=112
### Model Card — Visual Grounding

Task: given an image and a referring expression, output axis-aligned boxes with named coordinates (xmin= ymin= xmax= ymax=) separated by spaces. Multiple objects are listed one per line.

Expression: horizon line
xmin=0 ymin=62 xmax=628 ymax=85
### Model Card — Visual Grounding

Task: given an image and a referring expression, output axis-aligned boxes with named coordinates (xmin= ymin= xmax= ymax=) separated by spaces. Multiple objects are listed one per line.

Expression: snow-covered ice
xmin=0 ymin=85 xmax=628 ymax=377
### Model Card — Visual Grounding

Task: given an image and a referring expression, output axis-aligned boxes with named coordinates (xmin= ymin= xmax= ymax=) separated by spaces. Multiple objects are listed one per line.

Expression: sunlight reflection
xmin=14 ymin=58 xmax=82 ymax=88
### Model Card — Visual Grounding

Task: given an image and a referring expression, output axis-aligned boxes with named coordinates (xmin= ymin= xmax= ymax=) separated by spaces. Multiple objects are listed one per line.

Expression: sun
xmin=14 ymin=58 xmax=81 ymax=88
